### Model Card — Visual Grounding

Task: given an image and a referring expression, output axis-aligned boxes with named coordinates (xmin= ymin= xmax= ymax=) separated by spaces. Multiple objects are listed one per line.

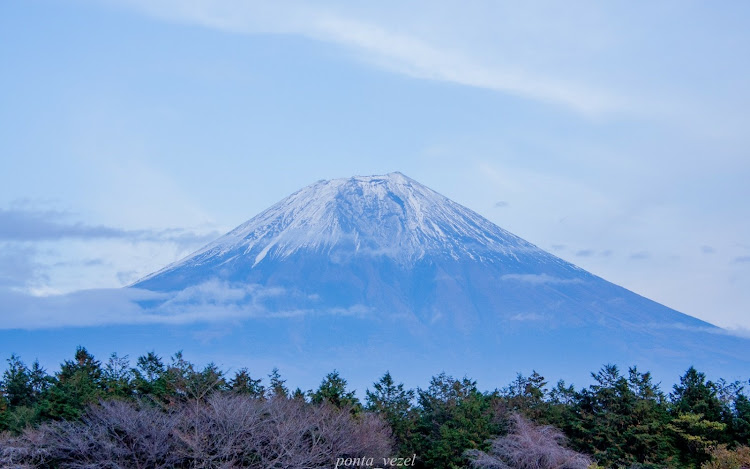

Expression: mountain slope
xmin=132 ymin=172 xmax=749 ymax=386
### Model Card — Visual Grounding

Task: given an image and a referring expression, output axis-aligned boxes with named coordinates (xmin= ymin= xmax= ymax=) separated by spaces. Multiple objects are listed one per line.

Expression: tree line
xmin=1 ymin=347 xmax=749 ymax=468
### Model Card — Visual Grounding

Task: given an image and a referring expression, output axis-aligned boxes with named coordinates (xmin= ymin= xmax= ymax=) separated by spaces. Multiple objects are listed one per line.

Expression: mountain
xmin=132 ymin=172 xmax=749 ymax=389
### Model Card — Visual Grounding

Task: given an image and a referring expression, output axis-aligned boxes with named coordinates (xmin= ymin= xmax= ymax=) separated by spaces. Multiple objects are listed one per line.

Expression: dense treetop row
xmin=1 ymin=347 xmax=749 ymax=468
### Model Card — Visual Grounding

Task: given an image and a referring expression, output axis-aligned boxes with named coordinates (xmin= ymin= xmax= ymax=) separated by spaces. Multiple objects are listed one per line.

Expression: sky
xmin=1 ymin=0 xmax=749 ymax=338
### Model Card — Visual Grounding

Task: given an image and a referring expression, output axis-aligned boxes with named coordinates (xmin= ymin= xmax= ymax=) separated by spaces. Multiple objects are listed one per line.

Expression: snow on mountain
xmin=131 ymin=172 xmax=750 ymax=387
xmin=137 ymin=172 xmax=577 ymax=286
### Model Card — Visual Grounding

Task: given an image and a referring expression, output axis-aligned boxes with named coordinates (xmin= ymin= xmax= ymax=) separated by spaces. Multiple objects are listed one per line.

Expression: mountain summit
xmin=139 ymin=172 xmax=569 ymax=278
xmin=134 ymin=173 xmax=749 ymax=386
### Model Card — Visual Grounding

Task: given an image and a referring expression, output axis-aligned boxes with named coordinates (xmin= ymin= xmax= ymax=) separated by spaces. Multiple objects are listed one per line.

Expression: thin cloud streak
xmin=0 ymin=208 xmax=220 ymax=245
xmin=646 ymin=322 xmax=750 ymax=340
xmin=310 ymin=14 xmax=623 ymax=115
xmin=102 ymin=0 xmax=627 ymax=115
xmin=0 ymin=281 xmax=372 ymax=330
xmin=501 ymin=273 xmax=583 ymax=285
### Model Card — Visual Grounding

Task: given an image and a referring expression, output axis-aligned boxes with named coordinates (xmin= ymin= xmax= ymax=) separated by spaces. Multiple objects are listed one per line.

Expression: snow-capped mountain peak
xmin=213 ymin=171 xmax=532 ymax=262
xmin=139 ymin=172 xmax=570 ymax=286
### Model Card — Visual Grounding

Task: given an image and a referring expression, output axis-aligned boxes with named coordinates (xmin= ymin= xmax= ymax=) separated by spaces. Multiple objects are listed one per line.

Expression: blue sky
xmin=1 ymin=0 xmax=749 ymax=338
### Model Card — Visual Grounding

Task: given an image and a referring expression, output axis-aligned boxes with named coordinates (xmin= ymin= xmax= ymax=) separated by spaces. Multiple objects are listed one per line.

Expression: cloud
xmin=575 ymin=249 xmax=594 ymax=257
xmin=101 ymin=0 xmax=626 ymax=115
xmin=0 ymin=286 xmax=166 ymax=329
xmin=508 ymin=312 xmax=546 ymax=322
xmin=501 ymin=273 xmax=583 ymax=286
xmin=116 ymin=271 xmax=140 ymax=285
xmin=83 ymin=259 xmax=107 ymax=267
xmin=51 ymin=258 xmax=108 ymax=268
xmin=646 ymin=322 xmax=750 ymax=340
xmin=629 ymin=251 xmax=650 ymax=260
xmin=494 ymin=201 xmax=509 ymax=208
xmin=722 ymin=326 xmax=750 ymax=340
xmin=0 ymin=246 xmax=47 ymax=288
xmin=0 ymin=208 xmax=127 ymax=241
xmin=701 ymin=245 xmax=716 ymax=254
xmin=0 ymin=208 xmax=220 ymax=245
xmin=0 ymin=280 xmax=372 ymax=329
xmin=733 ymin=256 xmax=750 ymax=264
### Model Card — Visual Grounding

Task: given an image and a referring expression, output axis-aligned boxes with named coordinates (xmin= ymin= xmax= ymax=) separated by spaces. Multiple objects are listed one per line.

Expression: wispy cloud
xmin=733 ymin=256 xmax=750 ymax=264
xmin=508 ymin=312 xmax=546 ymax=322
xmin=629 ymin=251 xmax=650 ymax=260
xmin=501 ymin=273 xmax=583 ymax=286
xmin=0 ymin=286 xmax=166 ymax=329
xmin=0 ymin=208 xmax=129 ymax=241
xmin=0 ymin=280 xmax=373 ymax=329
xmin=0 ymin=208 xmax=220 ymax=245
xmin=646 ymin=322 xmax=750 ymax=340
xmin=0 ymin=247 xmax=46 ymax=288
xmin=101 ymin=0 xmax=626 ymax=115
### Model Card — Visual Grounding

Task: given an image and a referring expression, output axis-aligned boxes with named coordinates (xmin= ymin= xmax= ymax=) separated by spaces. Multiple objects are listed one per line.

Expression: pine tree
xmin=28 ymin=360 xmax=52 ymax=398
xmin=229 ymin=368 xmax=265 ymax=398
xmin=291 ymin=387 xmax=307 ymax=402
xmin=1 ymin=354 xmax=34 ymax=407
xmin=668 ymin=367 xmax=730 ymax=467
xmin=410 ymin=373 xmax=498 ymax=469
xmin=733 ymin=394 xmax=750 ymax=445
xmin=39 ymin=347 xmax=103 ymax=421
xmin=668 ymin=413 xmax=727 ymax=467
xmin=366 ymin=371 xmax=415 ymax=451
xmin=566 ymin=365 xmax=676 ymax=467
xmin=310 ymin=370 xmax=360 ymax=410
xmin=671 ymin=367 xmax=726 ymax=423
xmin=501 ymin=370 xmax=549 ymax=421
xmin=187 ymin=362 xmax=227 ymax=400
xmin=102 ymin=353 xmax=133 ymax=398
xmin=267 ymin=367 xmax=289 ymax=399
xmin=132 ymin=351 xmax=172 ymax=401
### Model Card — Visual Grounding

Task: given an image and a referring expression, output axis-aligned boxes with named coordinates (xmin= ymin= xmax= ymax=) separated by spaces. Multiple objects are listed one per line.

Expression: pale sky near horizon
xmin=1 ymin=1 xmax=749 ymax=332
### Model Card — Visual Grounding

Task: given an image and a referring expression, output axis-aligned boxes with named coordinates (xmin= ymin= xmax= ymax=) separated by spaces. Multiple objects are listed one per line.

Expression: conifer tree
xmin=366 ymin=371 xmax=415 ymax=451
xmin=291 ymin=387 xmax=307 ymax=401
xmin=310 ymin=370 xmax=360 ymax=410
xmin=566 ymin=365 xmax=676 ymax=467
xmin=230 ymin=368 xmax=265 ymax=398
xmin=671 ymin=367 xmax=726 ymax=423
xmin=501 ymin=370 xmax=549 ymax=421
xmin=267 ymin=367 xmax=289 ymax=399
xmin=411 ymin=373 xmax=498 ymax=469
xmin=39 ymin=347 xmax=103 ymax=421
xmin=1 ymin=354 xmax=34 ymax=407
xmin=132 ymin=351 xmax=169 ymax=400
xmin=733 ymin=394 xmax=750 ymax=444
xmin=102 ymin=353 xmax=133 ymax=398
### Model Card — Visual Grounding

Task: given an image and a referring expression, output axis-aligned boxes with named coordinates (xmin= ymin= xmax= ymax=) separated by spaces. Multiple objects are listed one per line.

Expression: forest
xmin=1 ymin=347 xmax=748 ymax=469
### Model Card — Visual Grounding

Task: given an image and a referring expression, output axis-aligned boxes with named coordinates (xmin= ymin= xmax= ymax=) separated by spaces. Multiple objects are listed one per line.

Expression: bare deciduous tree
xmin=1 ymin=399 xmax=181 ymax=468
xmin=1 ymin=394 xmax=392 ymax=469
xmin=176 ymin=394 xmax=392 ymax=468
xmin=466 ymin=413 xmax=592 ymax=469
